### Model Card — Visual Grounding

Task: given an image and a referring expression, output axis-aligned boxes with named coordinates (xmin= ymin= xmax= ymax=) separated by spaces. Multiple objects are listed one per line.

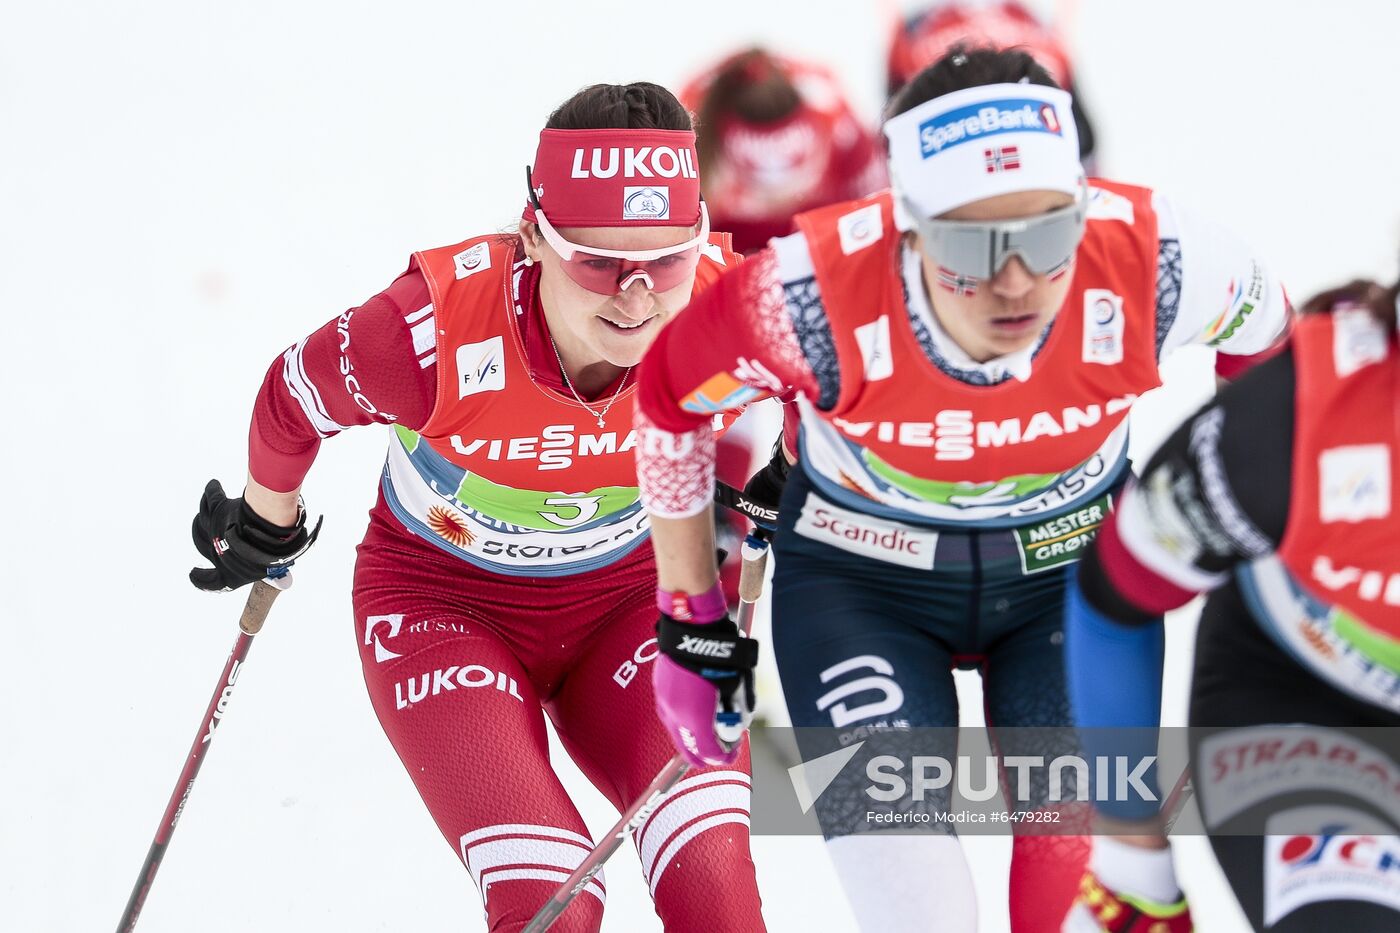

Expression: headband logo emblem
xmin=623 ymin=186 xmax=670 ymax=221
xmin=918 ymin=98 xmax=1064 ymax=158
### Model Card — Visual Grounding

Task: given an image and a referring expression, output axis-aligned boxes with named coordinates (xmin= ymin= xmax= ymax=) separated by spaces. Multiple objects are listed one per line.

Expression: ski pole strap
xmin=713 ymin=480 xmax=778 ymax=529
xmin=656 ymin=615 xmax=759 ymax=676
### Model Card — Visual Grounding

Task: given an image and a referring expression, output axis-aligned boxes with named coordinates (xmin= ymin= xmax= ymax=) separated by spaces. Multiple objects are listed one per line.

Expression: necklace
xmin=549 ymin=335 xmax=631 ymax=429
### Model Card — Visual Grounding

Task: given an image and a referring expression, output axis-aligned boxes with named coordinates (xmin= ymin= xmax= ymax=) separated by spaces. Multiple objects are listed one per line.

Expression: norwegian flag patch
xmin=936 ymin=266 xmax=979 ymax=296
xmin=984 ymin=145 xmax=1021 ymax=173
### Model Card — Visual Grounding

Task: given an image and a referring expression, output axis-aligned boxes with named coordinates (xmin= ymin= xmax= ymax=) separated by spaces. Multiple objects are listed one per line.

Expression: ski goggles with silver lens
xmin=904 ymin=184 xmax=1089 ymax=281
xmin=526 ymin=169 xmax=710 ymax=296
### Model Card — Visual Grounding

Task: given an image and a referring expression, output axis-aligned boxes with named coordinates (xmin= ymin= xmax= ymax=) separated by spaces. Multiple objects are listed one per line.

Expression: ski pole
xmin=523 ymin=532 xmax=771 ymax=933
xmin=1161 ymin=768 xmax=1194 ymax=835
xmin=115 ymin=571 xmax=290 ymax=933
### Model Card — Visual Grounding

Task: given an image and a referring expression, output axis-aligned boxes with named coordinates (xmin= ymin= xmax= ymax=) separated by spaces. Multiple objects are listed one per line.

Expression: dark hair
xmin=693 ymin=48 xmax=802 ymax=173
xmin=1384 ymin=281 xmax=1400 ymax=331
xmin=546 ymin=82 xmax=692 ymax=132
xmin=885 ymin=45 xmax=1096 ymax=160
xmin=1301 ymin=277 xmax=1399 ymax=331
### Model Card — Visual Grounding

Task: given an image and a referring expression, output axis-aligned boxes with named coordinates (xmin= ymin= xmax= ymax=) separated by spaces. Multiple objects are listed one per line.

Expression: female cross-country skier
xmin=1062 ymin=277 xmax=1400 ymax=932
xmin=680 ymin=46 xmax=886 ymax=608
xmin=631 ymin=48 xmax=1289 ymax=932
xmin=187 ymin=82 xmax=767 ymax=933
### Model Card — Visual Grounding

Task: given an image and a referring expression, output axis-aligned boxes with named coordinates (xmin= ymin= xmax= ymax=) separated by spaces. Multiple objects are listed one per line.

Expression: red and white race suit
xmin=249 ymin=232 xmax=767 ymax=932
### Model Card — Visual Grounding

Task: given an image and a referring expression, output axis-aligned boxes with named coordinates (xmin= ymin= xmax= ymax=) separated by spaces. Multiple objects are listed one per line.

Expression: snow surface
xmin=4 ymin=1 xmax=1399 ymax=931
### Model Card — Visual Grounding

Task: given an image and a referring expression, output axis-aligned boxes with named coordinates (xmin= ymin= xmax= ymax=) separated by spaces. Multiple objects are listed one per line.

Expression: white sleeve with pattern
xmin=1155 ymin=192 xmax=1289 ymax=358
xmin=636 ymin=409 xmax=718 ymax=519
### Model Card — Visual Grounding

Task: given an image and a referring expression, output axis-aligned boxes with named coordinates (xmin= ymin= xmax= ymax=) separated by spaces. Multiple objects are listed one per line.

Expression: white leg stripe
xmin=635 ymin=771 xmax=751 ymax=882
xmin=459 ymin=825 xmax=604 ymax=908
xmin=464 ymin=838 xmax=594 ymax=888
xmin=478 ymin=868 xmax=605 ymax=907
xmin=419 ymin=351 xmax=437 ymax=369
xmin=404 ymin=302 xmax=434 ymax=325
xmin=459 ymin=823 xmax=594 ymax=850
xmin=647 ymin=812 xmax=751 ymax=896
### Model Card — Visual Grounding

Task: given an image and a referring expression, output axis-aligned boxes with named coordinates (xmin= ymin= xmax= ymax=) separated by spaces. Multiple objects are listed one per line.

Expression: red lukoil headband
xmin=523 ymin=128 xmax=702 ymax=228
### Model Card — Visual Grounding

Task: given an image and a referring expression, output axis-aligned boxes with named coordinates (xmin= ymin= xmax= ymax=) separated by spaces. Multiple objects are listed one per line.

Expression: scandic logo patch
xmin=794 ymin=494 xmax=937 ymax=569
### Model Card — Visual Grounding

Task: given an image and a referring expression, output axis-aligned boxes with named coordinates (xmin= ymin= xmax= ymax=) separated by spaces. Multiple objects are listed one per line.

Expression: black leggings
xmin=1188 ymin=582 xmax=1400 ymax=931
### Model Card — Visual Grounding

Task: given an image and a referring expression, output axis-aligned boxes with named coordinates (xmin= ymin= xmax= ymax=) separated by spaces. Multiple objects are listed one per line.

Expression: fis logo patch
xmin=455 ymin=336 xmax=506 ymax=398
xmin=919 ymin=99 xmax=1062 ymax=157
xmin=1319 ymin=444 xmax=1391 ymax=523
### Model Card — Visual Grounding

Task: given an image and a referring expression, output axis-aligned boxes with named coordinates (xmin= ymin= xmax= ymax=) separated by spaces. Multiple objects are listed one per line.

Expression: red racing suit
xmin=249 ymin=232 xmax=766 ymax=933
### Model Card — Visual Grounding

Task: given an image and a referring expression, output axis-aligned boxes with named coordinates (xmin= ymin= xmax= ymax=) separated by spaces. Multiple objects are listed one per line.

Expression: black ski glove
xmin=656 ymin=612 xmax=761 ymax=726
xmin=742 ymin=438 xmax=792 ymax=517
xmin=189 ymin=479 xmax=321 ymax=592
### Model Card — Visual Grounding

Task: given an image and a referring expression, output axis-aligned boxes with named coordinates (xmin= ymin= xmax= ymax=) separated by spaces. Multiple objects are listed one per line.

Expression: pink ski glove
xmin=653 ymin=583 xmax=759 ymax=768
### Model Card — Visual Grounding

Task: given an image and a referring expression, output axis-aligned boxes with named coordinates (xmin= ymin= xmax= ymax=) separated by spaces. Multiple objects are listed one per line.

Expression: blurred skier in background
xmin=683 ymin=48 xmax=887 ymax=256
xmin=888 ymin=1 xmax=1099 ymax=172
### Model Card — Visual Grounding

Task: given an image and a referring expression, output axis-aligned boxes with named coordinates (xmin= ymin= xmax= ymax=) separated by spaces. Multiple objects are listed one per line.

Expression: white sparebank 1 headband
xmin=883 ymin=81 xmax=1083 ymax=224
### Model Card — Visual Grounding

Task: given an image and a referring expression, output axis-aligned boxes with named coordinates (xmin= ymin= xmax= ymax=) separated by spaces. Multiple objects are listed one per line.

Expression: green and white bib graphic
xmin=1238 ymin=555 xmax=1400 ymax=713
xmin=383 ymin=426 xmax=648 ymax=575
xmin=798 ymin=398 xmax=1129 ymax=529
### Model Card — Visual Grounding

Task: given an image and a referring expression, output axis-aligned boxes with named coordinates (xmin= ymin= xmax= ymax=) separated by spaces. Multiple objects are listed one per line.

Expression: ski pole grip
xmin=238 ymin=575 xmax=288 ymax=635
xmin=738 ymin=537 xmax=770 ymax=606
